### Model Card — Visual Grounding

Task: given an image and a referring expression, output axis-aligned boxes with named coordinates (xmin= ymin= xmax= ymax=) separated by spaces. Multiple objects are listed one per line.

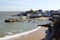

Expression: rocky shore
xmin=5 ymin=17 xmax=49 ymax=22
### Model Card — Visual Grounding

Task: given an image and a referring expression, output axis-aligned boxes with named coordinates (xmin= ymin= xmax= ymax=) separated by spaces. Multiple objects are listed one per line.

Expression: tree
xmin=29 ymin=9 xmax=34 ymax=14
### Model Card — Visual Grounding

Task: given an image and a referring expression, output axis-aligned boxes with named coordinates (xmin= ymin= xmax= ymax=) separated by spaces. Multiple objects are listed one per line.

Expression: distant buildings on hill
xmin=12 ymin=9 xmax=60 ymax=18
xmin=5 ymin=9 xmax=60 ymax=22
xmin=45 ymin=10 xmax=60 ymax=17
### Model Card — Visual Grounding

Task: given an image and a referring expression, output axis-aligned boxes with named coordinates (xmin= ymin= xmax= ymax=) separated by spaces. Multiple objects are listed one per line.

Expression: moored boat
xmin=5 ymin=19 xmax=16 ymax=22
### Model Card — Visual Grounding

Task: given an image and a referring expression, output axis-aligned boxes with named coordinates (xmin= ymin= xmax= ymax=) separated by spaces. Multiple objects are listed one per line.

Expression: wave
xmin=0 ymin=26 xmax=41 ymax=40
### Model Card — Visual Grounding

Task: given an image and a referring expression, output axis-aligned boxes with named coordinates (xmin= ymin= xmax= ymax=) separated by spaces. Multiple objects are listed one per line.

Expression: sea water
xmin=0 ymin=11 xmax=51 ymax=38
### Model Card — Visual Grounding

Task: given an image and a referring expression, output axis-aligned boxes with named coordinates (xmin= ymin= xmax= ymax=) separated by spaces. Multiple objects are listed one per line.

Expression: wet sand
xmin=23 ymin=17 xmax=50 ymax=21
xmin=15 ymin=27 xmax=48 ymax=40
xmin=12 ymin=27 xmax=48 ymax=40
xmin=16 ymin=27 xmax=48 ymax=40
xmin=0 ymin=26 xmax=48 ymax=40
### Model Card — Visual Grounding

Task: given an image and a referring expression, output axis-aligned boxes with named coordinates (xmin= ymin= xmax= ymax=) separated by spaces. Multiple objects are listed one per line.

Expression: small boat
xmin=5 ymin=19 xmax=16 ymax=22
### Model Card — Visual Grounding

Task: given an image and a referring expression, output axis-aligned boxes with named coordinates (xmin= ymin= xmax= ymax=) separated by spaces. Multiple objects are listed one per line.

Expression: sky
xmin=0 ymin=0 xmax=60 ymax=11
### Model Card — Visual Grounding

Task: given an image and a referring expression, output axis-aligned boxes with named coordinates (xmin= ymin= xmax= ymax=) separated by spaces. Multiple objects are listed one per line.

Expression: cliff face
xmin=51 ymin=17 xmax=60 ymax=40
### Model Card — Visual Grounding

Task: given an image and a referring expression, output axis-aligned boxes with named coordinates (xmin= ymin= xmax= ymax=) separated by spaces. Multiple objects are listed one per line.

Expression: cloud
xmin=0 ymin=0 xmax=33 ymax=2
xmin=0 ymin=0 xmax=60 ymax=11
xmin=0 ymin=0 xmax=34 ymax=6
xmin=0 ymin=0 xmax=33 ymax=3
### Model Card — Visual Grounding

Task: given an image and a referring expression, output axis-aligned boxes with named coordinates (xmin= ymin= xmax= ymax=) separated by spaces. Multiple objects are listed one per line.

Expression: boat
xmin=5 ymin=19 xmax=16 ymax=22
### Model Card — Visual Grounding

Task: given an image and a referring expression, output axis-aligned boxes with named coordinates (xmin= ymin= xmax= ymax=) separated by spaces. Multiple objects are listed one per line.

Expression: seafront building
xmin=5 ymin=9 xmax=60 ymax=22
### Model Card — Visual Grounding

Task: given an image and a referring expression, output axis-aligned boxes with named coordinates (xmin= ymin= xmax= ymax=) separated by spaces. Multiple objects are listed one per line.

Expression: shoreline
xmin=0 ymin=26 xmax=41 ymax=40
xmin=5 ymin=17 xmax=50 ymax=22
xmin=0 ymin=26 xmax=48 ymax=40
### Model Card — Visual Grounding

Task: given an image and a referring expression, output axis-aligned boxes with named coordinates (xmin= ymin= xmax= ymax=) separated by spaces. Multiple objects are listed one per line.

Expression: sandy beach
xmin=14 ymin=27 xmax=48 ymax=40
xmin=0 ymin=26 xmax=48 ymax=40
xmin=22 ymin=17 xmax=50 ymax=21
